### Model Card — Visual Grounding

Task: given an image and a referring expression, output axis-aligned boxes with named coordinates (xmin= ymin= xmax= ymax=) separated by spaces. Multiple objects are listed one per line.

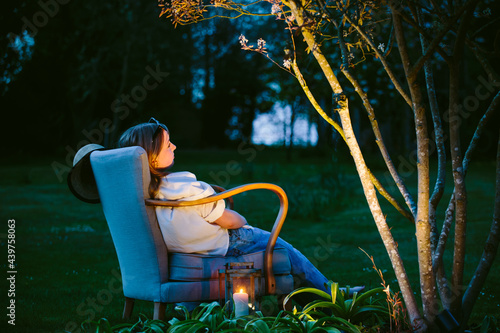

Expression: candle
xmin=233 ymin=289 xmax=249 ymax=316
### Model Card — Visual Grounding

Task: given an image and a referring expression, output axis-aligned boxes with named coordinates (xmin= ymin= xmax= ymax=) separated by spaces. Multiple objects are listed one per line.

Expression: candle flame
xmin=239 ymin=288 xmax=244 ymax=293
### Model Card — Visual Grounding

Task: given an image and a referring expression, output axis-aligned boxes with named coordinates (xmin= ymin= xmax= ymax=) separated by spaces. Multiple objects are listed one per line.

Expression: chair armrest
xmin=210 ymin=184 xmax=234 ymax=210
xmin=145 ymin=183 xmax=288 ymax=294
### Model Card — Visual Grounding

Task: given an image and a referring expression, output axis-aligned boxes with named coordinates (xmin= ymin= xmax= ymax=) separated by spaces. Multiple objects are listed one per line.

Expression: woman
xmin=118 ymin=118 xmax=330 ymax=292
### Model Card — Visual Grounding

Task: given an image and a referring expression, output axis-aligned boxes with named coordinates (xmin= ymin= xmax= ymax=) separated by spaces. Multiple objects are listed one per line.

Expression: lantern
xmin=219 ymin=262 xmax=262 ymax=316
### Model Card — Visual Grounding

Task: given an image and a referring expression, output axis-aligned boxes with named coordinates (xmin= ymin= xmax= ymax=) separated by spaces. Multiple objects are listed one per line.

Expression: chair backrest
xmin=91 ymin=146 xmax=168 ymax=301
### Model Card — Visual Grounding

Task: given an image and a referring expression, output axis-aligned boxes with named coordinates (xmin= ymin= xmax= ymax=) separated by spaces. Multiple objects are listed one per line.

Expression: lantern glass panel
xmin=219 ymin=262 xmax=262 ymax=315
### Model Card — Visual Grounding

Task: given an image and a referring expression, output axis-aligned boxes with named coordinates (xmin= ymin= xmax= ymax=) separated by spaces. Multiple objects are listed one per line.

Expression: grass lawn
xmin=0 ymin=147 xmax=498 ymax=332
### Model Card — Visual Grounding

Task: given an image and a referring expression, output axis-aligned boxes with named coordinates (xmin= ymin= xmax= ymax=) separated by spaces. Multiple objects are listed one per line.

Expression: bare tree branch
xmin=463 ymin=91 xmax=500 ymax=175
xmin=417 ymin=9 xmax=446 ymax=253
xmin=461 ymin=131 xmax=500 ymax=327
xmin=435 ymin=91 xmax=500 ymax=269
xmin=409 ymin=0 xmax=479 ymax=78
xmin=334 ymin=14 xmax=416 ymax=220
xmin=465 ymin=38 xmax=500 ymax=84
xmin=341 ymin=14 xmax=412 ymax=107
xmin=388 ymin=1 xmax=451 ymax=70
xmin=291 ymin=60 xmax=414 ymax=222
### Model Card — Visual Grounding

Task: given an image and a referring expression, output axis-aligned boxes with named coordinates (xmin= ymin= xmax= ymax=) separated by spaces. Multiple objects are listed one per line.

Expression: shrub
xmin=284 ymin=281 xmax=389 ymax=332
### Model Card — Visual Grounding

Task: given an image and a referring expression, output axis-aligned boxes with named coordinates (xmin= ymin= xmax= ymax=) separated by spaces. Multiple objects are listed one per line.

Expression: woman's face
xmin=156 ymin=130 xmax=176 ymax=169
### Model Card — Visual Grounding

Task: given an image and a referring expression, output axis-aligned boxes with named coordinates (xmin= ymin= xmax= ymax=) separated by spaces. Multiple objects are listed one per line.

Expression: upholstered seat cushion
xmin=163 ymin=247 xmax=293 ymax=302
xmin=169 ymin=247 xmax=291 ymax=281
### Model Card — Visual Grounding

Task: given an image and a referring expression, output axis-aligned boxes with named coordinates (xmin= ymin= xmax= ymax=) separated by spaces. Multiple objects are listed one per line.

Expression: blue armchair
xmin=89 ymin=146 xmax=293 ymax=320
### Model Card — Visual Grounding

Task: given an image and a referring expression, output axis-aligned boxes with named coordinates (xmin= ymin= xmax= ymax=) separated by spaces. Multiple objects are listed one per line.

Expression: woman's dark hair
xmin=118 ymin=123 xmax=168 ymax=198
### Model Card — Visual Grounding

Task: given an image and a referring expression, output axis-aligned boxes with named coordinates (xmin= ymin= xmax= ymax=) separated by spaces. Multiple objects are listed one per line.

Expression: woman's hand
xmin=213 ymin=209 xmax=247 ymax=229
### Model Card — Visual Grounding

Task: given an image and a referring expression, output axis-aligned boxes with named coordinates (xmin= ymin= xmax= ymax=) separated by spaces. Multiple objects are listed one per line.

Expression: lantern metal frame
xmin=219 ymin=262 xmax=262 ymax=315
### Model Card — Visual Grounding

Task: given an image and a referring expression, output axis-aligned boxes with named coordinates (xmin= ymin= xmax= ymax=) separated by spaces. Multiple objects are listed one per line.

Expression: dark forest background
xmin=1 ymin=0 xmax=499 ymax=164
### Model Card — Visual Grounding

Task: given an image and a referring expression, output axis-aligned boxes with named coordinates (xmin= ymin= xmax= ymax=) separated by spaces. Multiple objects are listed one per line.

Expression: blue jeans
xmin=226 ymin=227 xmax=329 ymax=292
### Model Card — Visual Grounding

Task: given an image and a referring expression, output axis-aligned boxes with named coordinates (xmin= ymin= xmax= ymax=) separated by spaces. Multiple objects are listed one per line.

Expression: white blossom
xmin=239 ymin=34 xmax=248 ymax=47
xmin=378 ymin=43 xmax=385 ymax=52
xmin=271 ymin=3 xmax=280 ymax=15
xmin=257 ymin=38 xmax=266 ymax=49
xmin=283 ymin=59 xmax=291 ymax=69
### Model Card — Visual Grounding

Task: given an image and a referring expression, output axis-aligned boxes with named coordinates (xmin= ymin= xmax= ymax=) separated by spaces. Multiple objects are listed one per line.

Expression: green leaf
xmin=186 ymin=322 xmax=209 ymax=333
xmin=282 ymin=311 xmax=305 ymax=331
xmin=80 ymin=319 xmax=96 ymax=333
xmin=309 ymin=325 xmax=342 ymax=333
xmin=148 ymin=320 xmax=169 ymax=328
xmin=244 ymin=319 xmax=271 ymax=333
xmin=217 ymin=329 xmax=252 ymax=333
xmin=336 ymin=286 xmax=345 ymax=305
xmin=96 ymin=318 xmax=112 ymax=333
xmin=284 ymin=287 xmax=331 ymax=306
xmin=314 ymin=325 xmax=342 ymax=333
xmin=149 ymin=323 xmax=167 ymax=333
xmin=354 ymin=287 xmax=384 ymax=304
xmin=311 ymin=319 xmax=342 ymax=333
xmin=196 ymin=301 xmax=221 ymax=321
xmin=321 ymin=317 xmax=362 ymax=333
xmin=116 ymin=328 xmax=132 ymax=333
xmin=167 ymin=320 xmax=204 ymax=333
xmin=110 ymin=323 xmax=133 ymax=331
xmin=301 ymin=300 xmax=339 ymax=316
xmin=168 ymin=317 xmax=181 ymax=326
xmin=353 ymin=305 xmax=389 ymax=314
xmin=175 ymin=305 xmax=191 ymax=320
xmin=480 ymin=315 xmax=491 ymax=333
xmin=329 ymin=281 xmax=338 ymax=304
xmin=344 ymin=299 xmax=353 ymax=312
xmin=130 ymin=319 xmax=142 ymax=332
xmin=350 ymin=306 xmax=389 ymax=323
xmin=270 ymin=317 xmax=303 ymax=332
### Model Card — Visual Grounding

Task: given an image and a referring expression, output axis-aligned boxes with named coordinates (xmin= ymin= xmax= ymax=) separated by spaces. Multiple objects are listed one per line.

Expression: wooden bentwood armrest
xmin=209 ymin=184 xmax=234 ymax=210
xmin=145 ymin=183 xmax=289 ymax=295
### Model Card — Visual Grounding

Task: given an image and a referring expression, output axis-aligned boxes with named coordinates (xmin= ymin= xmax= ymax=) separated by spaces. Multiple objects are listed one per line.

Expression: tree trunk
xmin=448 ymin=4 xmax=477 ymax=315
xmin=417 ymin=8 xmax=446 ymax=252
xmin=448 ymin=58 xmax=468 ymax=318
xmin=335 ymin=94 xmax=424 ymax=331
xmin=391 ymin=6 xmax=437 ymax=325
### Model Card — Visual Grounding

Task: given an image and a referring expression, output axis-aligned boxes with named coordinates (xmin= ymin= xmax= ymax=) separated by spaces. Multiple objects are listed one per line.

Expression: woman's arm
xmin=213 ymin=208 xmax=247 ymax=229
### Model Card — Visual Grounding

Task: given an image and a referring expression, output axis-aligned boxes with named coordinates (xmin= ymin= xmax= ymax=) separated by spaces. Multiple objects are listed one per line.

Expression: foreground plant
xmin=81 ymin=314 xmax=168 ymax=333
xmin=360 ymin=249 xmax=410 ymax=332
xmin=79 ymin=285 xmax=397 ymax=333
xmin=167 ymin=301 xmax=247 ymax=332
xmin=167 ymin=300 xmax=360 ymax=332
xmin=284 ymin=280 xmax=389 ymax=332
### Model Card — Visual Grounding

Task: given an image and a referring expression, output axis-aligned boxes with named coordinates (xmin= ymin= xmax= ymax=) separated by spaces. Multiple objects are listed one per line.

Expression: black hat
xmin=67 ymin=144 xmax=105 ymax=203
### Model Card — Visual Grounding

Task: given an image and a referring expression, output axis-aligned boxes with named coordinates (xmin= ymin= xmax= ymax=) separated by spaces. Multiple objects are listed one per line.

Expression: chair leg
xmin=123 ymin=297 xmax=135 ymax=319
xmin=154 ymin=302 xmax=167 ymax=321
